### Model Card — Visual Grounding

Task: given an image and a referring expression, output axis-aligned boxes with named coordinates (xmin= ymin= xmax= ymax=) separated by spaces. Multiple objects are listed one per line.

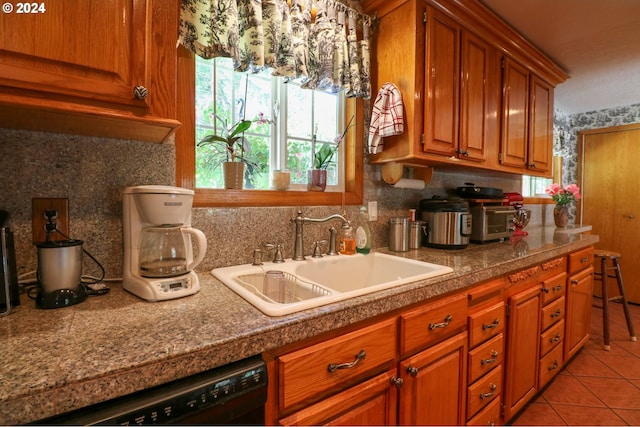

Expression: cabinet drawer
xmin=538 ymin=343 xmax=563 ymax=389
xmin=568 ymin=246 xmax=594 ymax=275
xmin=278 ymin=318 xmax=396 ymax=411
xmin=468 ymin=333 xmax=504 ymax=384
xmin=541 ymin=296 xmax=565 ymax=331
xmin=400 ymin=292 xmax=468 ymax=355
xmin=467 ymin=364 xmax=502 ymax=419
xmin=468 ymin=302 xmax=505 ymax=348
xmin=540 ymin=319 xmax=564 ymax=357
xmin=541 ymin=272 xmax=566 ymax=305
xmin=466 ymin=395 xmax=501 ymax=426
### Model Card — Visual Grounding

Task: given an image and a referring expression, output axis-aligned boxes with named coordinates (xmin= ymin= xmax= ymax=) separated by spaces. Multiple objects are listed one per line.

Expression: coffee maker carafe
xmin=123 ymin=186 xmax=207 ymax=301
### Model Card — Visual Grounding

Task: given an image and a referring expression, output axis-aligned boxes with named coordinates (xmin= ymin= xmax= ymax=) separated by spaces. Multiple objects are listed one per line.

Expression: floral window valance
xmin=178 ymin=0 xmax=373 ymax=99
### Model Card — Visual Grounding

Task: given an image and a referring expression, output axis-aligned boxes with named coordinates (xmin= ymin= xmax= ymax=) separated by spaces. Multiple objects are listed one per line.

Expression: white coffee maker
xmin=123 ymin=185 xmax=207 ymax=301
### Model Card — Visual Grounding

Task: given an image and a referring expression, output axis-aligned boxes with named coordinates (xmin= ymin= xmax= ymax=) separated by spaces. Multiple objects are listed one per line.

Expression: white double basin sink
xmin=212 ymin=252 xmax=453 ymax=316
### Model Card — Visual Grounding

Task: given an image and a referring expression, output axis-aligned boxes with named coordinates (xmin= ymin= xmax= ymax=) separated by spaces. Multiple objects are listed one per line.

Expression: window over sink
xmin=176 ymin=47 xmax=363 ymax=207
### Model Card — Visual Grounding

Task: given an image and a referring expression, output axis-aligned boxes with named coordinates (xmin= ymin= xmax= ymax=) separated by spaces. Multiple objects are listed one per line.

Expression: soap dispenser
xmin=356 ymin=205 xmax=372 ymax=254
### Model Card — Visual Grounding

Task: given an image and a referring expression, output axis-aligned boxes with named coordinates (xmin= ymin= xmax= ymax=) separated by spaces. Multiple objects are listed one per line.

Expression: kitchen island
xmin=0 ymin=226 xmax=597 ymax=425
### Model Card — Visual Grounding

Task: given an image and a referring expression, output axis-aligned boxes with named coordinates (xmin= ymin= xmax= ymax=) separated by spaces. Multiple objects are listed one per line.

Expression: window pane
xmin=195 ymin=56 xmax=341 ymax=190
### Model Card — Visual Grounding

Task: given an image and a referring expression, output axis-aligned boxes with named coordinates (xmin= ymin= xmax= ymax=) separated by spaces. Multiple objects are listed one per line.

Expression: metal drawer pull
xmin=429 ymin=314 xmax=452 ymax=330
xmin=553 ymin=285 xmax=563 ymax=291
xmin=580 ymin=256 xmax=590 ymax=263
xmin=548 ymin=360 xmax=559 ymax=371
xmin=481 ymin=350 xmax=499 ymax=366
xmin=551 ymin=309 xmax=562 ymax=318
xmin=480 ymin=383 xmax=497 ymax=400
xmin=328 ymin=350 xmax=366 ymax=373
xmin=482 ymin=319 xmax=500 ymax=330
xmin=550 ymin=333 xmax=561 ymax=343
xmin=571 ymin=279 xmax=579 ymax=285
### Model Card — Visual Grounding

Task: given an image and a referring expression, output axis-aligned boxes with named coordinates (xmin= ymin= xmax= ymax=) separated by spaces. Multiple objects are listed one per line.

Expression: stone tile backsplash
xmin=2 ymin=102 xmax=637 ymax=279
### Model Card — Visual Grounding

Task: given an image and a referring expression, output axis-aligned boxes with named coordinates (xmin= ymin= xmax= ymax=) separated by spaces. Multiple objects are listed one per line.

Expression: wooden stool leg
xmin=602 ymin=256 xmax=611 ymax=351
xmin=612 ymin=258 xmax=637 ymax=342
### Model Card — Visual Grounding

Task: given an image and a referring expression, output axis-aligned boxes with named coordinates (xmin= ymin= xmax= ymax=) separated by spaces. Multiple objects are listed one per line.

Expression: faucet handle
xmin=326 ymin=227 xmax=339 ymax=256
xmin=251 ymin=248 xmax=263 ymax=266
xmin=265 ymin=243 xmax=285 ymax=263
xmin=312 ymin=240 xmax=328 ymax=258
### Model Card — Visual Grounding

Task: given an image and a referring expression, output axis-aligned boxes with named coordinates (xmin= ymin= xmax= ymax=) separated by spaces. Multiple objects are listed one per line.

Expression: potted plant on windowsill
xmin=198 ymin=117 xmax=255 ymax=190
xmin=308 ymin=116 xmax=355 ymax=192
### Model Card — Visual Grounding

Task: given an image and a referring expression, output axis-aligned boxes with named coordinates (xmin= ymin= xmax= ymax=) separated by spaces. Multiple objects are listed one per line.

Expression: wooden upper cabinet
xmin=528 ymin=75 xmax=554 ymax=174
xmin=361 ymin=0 xmax=567 ymax=176
xmin=1 ymin=0 xmax=148 ymax=108
xmin=500 ymin=57 xmax=530 ymax=170
xmin=0 ymin=0 xmax=179 ymax=143
xmin=423 ymin=8 xmax=460 ymax=158
xmin=459 ymin=30 xmax=500 ymax=165
xmin=500 ymin=57 xmax=554 ymax=176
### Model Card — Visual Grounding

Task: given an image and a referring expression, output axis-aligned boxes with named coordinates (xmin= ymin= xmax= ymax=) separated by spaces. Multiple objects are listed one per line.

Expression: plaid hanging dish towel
xmin=368 ymin=82 xmax=404 ymax=154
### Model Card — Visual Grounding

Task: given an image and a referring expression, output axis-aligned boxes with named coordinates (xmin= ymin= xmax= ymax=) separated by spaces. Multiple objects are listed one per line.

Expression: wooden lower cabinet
xmin=503 ymin=283 xmax=542 ymax=421
xmin=565 ymin=265 xmax=595 ymax=360
xmin=398 ymin=332 xmax=468 ymax=425
xmin=279 ymin=369 xmax=398 ymax=426
xmin=267 ymin=247 xmax=596 ymax=426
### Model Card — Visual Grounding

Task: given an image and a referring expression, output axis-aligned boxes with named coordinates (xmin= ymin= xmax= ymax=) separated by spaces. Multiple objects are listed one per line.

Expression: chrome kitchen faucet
xmin=290 ymin=210 xmax=350 ymax=260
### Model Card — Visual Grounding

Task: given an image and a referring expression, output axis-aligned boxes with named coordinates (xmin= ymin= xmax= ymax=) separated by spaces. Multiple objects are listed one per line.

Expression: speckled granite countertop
xmin=0 ymin=226 xmax=597 ymax=425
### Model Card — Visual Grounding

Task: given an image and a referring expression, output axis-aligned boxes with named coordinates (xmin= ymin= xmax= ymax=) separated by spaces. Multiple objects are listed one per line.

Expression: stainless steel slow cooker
xmin=418 ymin=198 xmax=472 ymax=249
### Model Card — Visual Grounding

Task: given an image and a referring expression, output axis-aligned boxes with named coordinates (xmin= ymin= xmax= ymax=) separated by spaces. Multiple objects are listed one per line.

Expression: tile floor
xmin=510 ymin=299 xmax=640 ymax=426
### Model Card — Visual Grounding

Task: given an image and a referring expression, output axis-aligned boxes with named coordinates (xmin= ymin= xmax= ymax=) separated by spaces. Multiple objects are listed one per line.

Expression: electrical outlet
xmin=32 ymin=198 xmax=69 ymax=243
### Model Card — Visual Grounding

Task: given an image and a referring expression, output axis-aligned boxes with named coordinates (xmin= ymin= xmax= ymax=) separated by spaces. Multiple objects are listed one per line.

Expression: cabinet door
xmin=503 ymin=284 xmax=541 ymax=422
xmin=279 ymin=370 xmax=398 ymax=426
xmin=565 ymin=266 xmax=594 ymax=360
xmin=527 ymin=75 xmax=554 ymax=174
xmin=0 ymin=0 xmax=149 ymax=109
xmin=399 ymin=332 xmax=467 ymax=426
xmin=423 ymin=7 xmax=460 ymax=157
xmin=499 ymin=57 xmax=529 ymax=169
xmin=459 ymin=30 xmax=498 ymax=163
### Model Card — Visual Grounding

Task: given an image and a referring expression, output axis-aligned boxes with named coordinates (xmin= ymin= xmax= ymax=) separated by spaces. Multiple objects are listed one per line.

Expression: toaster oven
xmin=470 ymin=205 xmax=517 ymax=243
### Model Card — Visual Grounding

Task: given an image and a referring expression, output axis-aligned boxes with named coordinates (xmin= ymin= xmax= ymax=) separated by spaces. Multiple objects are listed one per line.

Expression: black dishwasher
xmin=35 ymin=355 xmax=267 ymax=425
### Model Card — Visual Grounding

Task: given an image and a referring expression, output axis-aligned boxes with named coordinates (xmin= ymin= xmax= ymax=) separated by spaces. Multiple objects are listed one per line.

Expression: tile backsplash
xmin=1 ymin=127 xmax=521 ymax=279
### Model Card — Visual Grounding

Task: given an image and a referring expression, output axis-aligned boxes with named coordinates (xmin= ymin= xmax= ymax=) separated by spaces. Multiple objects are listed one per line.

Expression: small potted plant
xmin=198 ymin=116 xmax=257 ymax=189
xmin=545 ymin=183 xmax=581 ymax=227
xmin=308 ymin=116 xmax=355 ymax=191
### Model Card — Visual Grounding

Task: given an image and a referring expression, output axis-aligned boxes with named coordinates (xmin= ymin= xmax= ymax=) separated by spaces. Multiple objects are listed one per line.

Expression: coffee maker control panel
xmin=158 ymin=277 xmax=193 ymax=294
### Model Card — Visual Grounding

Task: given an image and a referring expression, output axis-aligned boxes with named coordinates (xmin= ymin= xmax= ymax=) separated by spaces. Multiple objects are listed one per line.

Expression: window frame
xmin=176 ymin=47 xmax=364 ymax=208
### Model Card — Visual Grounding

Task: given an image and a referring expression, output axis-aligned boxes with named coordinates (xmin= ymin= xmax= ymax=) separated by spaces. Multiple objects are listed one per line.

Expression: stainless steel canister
xmin=409 ymin=221 xmax=424 ymax=249
xmin=389 ymin=217 xmax=409 ymax=252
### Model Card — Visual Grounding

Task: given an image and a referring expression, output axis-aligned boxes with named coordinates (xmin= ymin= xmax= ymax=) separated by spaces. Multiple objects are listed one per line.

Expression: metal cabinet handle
xmin=553 ymin=285 xmax=563 ymax=292
xmin=551 ymin=309 xmax=562 ymax=318
xmin=571 ymin=279 xmax=579 ymax=285
xmin=328 ymin=350 xmax=366 ymax=373
xmin=429 ymin=314 xmax=453 ymax=330
xmin=580 ymin=256 xmax=591 ymax=263
xmin=481 ymin=350 xmax=499 ymax=366
xmin=406 ymin=366 xmax=419 ymax=377
xmin=133 ymin=85 xmax=149 ymax=100
xmin=480 ymin=383 xmax=497 ymax=400
xmin=482 ymin=319 xmax=500 ymax=330
xmin=391 ymin=376 xmax=404 ymax=388
xmin=550 ymin=333 xmax=561 ymax=343
xmin=542 ymin=287 xmax=550 ymax=293
xmin=548 ymin=360 xmax=559 ymax=371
